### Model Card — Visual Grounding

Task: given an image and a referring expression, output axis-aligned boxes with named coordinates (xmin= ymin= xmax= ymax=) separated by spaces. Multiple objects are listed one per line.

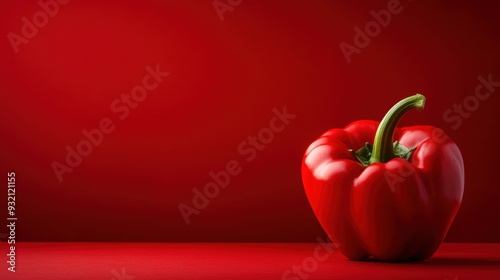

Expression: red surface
xmin=1 ymin=243 xmax=499 ymax=279
xmin=1 ymin=0 xmax=500 ymax=242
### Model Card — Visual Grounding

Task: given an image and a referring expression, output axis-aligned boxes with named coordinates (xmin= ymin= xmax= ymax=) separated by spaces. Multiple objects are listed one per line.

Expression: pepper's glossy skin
xmin=302 ymin=120 xmax=464 ymax=261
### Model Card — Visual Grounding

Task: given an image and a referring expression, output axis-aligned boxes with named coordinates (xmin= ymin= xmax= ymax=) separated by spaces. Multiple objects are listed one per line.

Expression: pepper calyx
xmin=349 ymin=141 xmax=416 ymax=167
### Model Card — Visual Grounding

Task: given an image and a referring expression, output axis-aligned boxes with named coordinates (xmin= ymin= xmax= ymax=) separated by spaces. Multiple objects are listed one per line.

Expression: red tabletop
xmin=1 ymin=243 xmax=499 ymax=279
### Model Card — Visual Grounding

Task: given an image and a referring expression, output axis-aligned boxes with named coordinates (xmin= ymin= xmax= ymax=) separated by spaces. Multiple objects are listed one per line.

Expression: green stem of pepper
xmin=369 ymin=94 xmax=426 ymax=164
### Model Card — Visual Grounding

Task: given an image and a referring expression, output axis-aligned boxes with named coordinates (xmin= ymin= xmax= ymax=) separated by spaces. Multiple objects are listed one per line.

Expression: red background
xmin=1 ymin=0 xmax=499 ymax=242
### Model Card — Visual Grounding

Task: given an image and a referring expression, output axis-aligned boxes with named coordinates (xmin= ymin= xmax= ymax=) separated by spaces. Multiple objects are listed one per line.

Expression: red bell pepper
xmin=302 ymin=94 xmax=464 ymax=262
